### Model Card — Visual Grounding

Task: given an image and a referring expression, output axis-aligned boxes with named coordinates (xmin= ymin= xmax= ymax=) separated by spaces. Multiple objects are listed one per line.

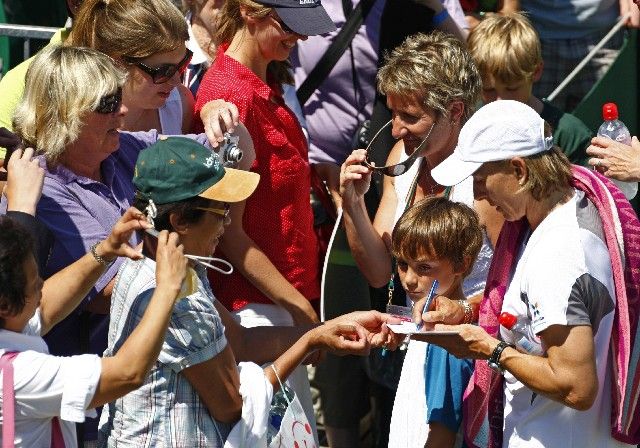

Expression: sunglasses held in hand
xmin=363 ymin=120 xmax=435 ymax=177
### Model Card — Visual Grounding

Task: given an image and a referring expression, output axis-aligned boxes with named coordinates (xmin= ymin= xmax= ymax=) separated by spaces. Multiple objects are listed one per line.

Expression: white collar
xmin=0 ymin=310 xmax=48 ymax=354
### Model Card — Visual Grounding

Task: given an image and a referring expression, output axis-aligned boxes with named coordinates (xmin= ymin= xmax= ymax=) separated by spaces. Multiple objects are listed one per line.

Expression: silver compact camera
xmin=219 ymin=132 xmax=242 ymax=167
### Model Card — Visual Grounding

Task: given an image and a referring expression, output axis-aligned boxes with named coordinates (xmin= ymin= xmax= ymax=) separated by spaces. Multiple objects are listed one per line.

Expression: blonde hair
xmin=468 ymin=13 xmax=542 ymax=84
xmin=391 ymin=197 xmax=483 ymax=277
xmin=215 ymin=0 xmax=292 ymax=85
xmin=14 ymin=45 xmax=126 ymax=162
xmin=520 ymin=146 xmax=573 ymax=201
xmin=70 ymin=0 xmax=188 ymax=60
xmin=377 ymin=32 xmax=481 ymax=123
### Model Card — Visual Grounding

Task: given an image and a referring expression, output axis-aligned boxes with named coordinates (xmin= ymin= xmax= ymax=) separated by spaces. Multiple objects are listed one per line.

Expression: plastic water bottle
xmin=499 ymin=312 xmax=544 ymax=356
xmin=597 ymin=103 xmax=638 ymax=199
xmin=266 ymin=384 xmax=294 ymax=444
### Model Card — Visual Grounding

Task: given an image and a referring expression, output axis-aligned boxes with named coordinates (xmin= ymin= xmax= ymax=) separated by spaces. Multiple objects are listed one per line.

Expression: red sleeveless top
xmin=194 ymin=47 xmax=320 ymax=311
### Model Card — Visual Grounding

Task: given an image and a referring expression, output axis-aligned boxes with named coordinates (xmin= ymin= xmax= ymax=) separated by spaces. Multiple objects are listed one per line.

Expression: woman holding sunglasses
xmin=192 ymin=0 xmax=335 ymax=438
xmin=70 ymin=0 xmax=195 ymax=135
xmin=339 ymin=33 xmax=504 ymax=447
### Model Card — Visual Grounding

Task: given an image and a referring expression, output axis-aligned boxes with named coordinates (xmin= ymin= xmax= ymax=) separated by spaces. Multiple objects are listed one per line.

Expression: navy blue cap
xmin=261 ymin=0 xmax=336 ymax=36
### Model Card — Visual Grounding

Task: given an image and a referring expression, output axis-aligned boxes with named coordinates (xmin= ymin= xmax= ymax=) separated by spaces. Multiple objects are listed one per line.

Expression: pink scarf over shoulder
xmin=463 ymin=166 xmax=640 ymax=447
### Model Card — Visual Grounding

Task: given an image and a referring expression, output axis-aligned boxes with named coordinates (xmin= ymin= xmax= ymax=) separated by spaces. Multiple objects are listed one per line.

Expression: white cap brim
xmin=431 ymin=151 xmax=483 ymax=187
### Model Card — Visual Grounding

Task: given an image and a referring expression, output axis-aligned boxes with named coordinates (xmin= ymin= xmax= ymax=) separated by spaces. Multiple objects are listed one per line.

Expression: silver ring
xmin=595 ymin=158 xmax=601 ymax=167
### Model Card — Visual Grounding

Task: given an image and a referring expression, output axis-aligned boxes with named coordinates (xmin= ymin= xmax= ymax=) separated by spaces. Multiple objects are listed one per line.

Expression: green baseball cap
xmin=133 ymin=136 xmax=259 ymax=205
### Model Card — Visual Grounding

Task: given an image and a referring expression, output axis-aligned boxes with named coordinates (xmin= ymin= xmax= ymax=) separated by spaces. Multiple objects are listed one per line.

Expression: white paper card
xmin=388 ymin=322 xmax=459 ymax=336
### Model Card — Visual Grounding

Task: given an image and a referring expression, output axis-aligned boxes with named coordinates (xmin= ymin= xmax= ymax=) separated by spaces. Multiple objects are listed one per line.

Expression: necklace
xmin=403 ymin=159 xmax=451 ymax=209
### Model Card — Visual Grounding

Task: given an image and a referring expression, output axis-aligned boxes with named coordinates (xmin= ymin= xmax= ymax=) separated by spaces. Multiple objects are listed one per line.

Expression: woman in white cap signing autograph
xmin=415 ymin=100 xmax=640 ymax=448
xmin=192 ymin=0 xmax=336 ymax=434
xmin=99 ymin=137 xmax=402 ymax=447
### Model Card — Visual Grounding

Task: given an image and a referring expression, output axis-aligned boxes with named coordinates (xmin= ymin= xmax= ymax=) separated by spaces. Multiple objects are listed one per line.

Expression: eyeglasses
xmin=270 ymin=12 xmax=295 ymax=34
xmin=125 ymin=49 xmax=193 ymax=84
xmin=363 ymin=120 xmax=436 ymax=177
xmin=95 ymin=87 xmax=123 ymax=114
xmin=196 ymin=203 xmax=230 ymax=220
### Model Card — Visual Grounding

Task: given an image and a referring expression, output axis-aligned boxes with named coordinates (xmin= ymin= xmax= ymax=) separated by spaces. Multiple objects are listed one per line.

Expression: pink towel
xmin=463 ymin=166 xmax=640 ymax=447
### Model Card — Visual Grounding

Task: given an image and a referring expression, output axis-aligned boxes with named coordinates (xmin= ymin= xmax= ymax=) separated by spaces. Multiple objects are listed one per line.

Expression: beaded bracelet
xmin=432 ymin=8 xmax=450 ymax=26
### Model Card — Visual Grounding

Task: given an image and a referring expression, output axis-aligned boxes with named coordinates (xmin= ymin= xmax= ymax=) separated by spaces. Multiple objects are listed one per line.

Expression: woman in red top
xmin=193 ymin=0 xmax=335 ymax=440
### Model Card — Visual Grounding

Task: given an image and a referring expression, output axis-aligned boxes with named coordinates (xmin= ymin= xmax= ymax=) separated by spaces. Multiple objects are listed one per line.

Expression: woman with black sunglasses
xmin=70 ymin=0 xmax=195 ymax=135
xmin=1 ymin=44 xmax=251 ymax=447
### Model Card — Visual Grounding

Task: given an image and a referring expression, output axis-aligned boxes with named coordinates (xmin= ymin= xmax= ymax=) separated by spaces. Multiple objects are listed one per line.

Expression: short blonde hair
xmin=70 ymin=0 xmax=188 ymax=60
xmin=377 ymin=32 xmax=481 ymax=123
xmin=520 ymin=146 xmax=573 ymax=201
xmin=14 ymin=45 xmax=126 ymax=162
xmin=468 ymin=13 xmax=542 ymax=84
xmin=391 ymin=197 xmax=483 ymax=277
xmin=215 ymin=0 xmax=292 ymax=85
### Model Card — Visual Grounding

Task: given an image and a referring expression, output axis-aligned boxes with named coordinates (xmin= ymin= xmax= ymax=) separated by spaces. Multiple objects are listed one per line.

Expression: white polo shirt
xmin=500 ymin=190 xmax=632 ymax=448
xmin=0 ymin=310 xmax=101 ymax=448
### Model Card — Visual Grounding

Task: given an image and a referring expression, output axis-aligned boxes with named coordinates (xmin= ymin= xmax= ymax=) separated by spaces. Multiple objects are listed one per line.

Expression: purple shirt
xmin=291 ymin=0 xmax=384 ymax=165
xmin=0 ymin=130 xmax=210 ymax=440
xmin=0 ymin=130 xmax=210 ymax=359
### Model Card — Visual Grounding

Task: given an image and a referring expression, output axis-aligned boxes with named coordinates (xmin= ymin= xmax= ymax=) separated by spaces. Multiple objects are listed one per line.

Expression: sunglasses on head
xmin=363 ymin=120 xmax=436 ymax=177
xmin=196 ymin=203 xmax=231 ymax=220
xmin=269 ymin=12 xmax=295 ymax=34
xmin=95 ymin=87 xmax=123 ymax=114
xmin=124 ymin=49 xmax=193 ymax=84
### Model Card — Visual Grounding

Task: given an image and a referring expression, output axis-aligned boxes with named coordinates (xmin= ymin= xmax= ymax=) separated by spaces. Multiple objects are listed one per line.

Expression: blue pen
xmin=416 ymin=280 xmax=439 ymax=330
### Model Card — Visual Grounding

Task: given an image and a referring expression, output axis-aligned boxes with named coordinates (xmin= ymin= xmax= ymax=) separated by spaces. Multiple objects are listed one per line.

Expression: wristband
xmin=432 ymin=8 xmax=449 ymax=26
xmin=90 ymin=242 xmax=115 ymax=267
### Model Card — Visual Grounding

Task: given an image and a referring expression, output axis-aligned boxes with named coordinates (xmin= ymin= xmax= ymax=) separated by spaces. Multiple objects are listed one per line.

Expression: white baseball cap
xmin=431 ymin=100 xmax=554 ymax=187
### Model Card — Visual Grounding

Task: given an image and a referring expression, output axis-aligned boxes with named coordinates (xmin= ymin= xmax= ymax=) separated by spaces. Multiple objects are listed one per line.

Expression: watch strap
xmin=488 ymin=341 xmax=512 ymax=373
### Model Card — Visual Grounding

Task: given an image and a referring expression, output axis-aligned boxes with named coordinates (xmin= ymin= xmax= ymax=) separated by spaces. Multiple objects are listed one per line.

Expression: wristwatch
xmin=487 ymin=341 xmax=513 ymax=374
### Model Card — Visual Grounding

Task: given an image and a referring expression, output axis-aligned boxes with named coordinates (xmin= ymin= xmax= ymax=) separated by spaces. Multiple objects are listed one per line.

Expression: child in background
xmin=468 ymin=13 xmax=593 ymax=167
xmin=391 ymin=197 xmax=483 ymax=447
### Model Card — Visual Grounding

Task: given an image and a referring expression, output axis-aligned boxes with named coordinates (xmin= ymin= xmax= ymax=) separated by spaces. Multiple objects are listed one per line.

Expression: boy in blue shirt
xmin=391 ymin=197 xmax=483 ymax=447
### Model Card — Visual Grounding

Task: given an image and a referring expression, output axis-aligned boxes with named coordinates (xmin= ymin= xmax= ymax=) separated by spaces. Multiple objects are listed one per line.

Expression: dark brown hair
xmin=0 ymin=218 xmax=35 ymax=328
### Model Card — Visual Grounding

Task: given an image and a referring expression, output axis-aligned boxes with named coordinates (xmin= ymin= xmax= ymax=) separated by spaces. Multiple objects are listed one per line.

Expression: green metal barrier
xmin=0 ymin=1 xmax=9 ymax=76
xmin=573 ymin=29 xmax=639 ymax=213
xmin=573 ymin=29 xmax=638 ymax=135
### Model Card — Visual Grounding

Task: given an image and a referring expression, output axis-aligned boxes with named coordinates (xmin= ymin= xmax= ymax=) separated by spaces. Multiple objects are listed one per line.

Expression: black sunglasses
xmin=363 ymin=120 xmax=435 ymax=177
xmin=95 ymin=87 xmax=123 ymax=114
xmin=270 ymin=12 xmax=295 ymax=34
xmin=125 ymin=49 xmax=193 ymax=84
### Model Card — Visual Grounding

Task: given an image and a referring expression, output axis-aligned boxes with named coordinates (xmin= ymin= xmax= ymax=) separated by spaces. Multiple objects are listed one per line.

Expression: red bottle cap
xmin=499 ymin=312 xmax=517 ymax=329
xmin=602 ymin=103 xmax=619 ymax=121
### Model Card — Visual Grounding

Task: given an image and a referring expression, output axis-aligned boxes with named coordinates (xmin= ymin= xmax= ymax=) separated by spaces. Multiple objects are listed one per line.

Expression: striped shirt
xmin=98 ymin=258 xmax=233 ymax=447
